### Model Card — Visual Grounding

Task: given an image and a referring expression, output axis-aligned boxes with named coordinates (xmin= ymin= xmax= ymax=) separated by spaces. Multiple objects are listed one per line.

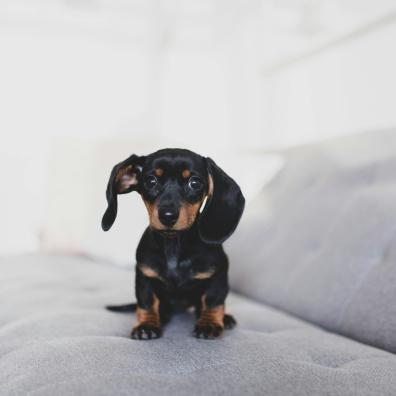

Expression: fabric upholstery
xmin=1 ymin=254 xmax=396 ymax=395
xmin=227 ymin=130 xmax=396 ymax=353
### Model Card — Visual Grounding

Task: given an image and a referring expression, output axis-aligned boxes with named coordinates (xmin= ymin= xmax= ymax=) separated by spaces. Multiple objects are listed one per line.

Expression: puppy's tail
xmin=106 ymin=303 xmax=137 ymax=313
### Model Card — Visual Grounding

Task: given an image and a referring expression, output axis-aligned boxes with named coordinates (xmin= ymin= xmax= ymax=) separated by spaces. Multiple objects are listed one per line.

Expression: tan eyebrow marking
xmin=182 ymin=169 xmax=191 ymax=178
xmin=155 ymin=168 xmax=164 ymax=177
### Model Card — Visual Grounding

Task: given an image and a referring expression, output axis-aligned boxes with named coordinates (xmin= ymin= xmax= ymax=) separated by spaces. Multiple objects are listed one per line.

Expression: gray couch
xmin=2 ymin=131 xmax=396 ymax=395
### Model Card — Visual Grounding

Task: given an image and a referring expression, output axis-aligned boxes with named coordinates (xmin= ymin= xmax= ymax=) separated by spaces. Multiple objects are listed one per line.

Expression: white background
xmin=1 ymin=0 xmax=396 ymax=263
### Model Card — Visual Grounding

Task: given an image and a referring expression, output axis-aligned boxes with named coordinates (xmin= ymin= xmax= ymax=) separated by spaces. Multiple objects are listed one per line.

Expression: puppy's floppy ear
xmin=198 ymin=157 xmax=245 ymax=244
xmin=101 ymin=154 xmax=146 ymax=231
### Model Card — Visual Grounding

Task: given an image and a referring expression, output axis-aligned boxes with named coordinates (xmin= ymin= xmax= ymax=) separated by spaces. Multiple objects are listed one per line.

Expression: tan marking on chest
xmin=140 ymin=265 xmax=159 ymax=278
xmin=139 ymin=265 xmax=165 ymax=283
xmin=193 ymin=270 xmax=215 ymax=280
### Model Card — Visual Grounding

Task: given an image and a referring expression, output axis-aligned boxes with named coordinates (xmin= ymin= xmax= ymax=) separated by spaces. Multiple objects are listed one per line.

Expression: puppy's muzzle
xmin=158 ymin=207 xmax=179 ymax=227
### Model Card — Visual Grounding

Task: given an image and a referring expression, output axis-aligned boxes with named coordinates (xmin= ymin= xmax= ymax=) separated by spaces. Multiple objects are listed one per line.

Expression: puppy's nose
xmin=159 ymin=208 xmax=179 ymax=227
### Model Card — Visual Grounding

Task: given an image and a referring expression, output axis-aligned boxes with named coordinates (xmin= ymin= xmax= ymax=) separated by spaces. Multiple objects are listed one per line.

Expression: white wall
xmin=260 ymin=13 xmax=396 ymax=148
xmin=1 ymin=0 xmax=396 ymax=260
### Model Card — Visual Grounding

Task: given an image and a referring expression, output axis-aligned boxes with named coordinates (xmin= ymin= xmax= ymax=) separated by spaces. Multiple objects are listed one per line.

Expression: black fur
xmin=103 ymin=149 xmax=245 ymax=340
xmin=198 ymin=158 xmax=245 ymax=244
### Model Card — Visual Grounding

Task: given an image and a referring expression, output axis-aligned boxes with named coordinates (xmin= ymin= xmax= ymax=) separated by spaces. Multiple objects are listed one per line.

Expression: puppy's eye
xmin=188 ymin=176 xmax=203 ymax=191
xmin=145 ymin=175 xmax=158 ymax=189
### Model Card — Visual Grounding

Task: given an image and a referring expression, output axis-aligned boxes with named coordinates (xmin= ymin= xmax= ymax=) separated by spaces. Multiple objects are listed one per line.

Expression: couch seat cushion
xmin=1 ymin=254 xmax=396 ymax=395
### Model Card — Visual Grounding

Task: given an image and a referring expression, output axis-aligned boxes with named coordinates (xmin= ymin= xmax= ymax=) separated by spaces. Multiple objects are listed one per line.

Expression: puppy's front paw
xmin=131 ymin=323 xmax=162 ymax=340
xmin=193 ymin=323 xmax=224 ymax=339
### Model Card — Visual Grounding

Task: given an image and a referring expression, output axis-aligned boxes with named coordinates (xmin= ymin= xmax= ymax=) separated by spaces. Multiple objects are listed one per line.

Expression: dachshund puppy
xmin=102 ymin=149 xmax=245 ymax=340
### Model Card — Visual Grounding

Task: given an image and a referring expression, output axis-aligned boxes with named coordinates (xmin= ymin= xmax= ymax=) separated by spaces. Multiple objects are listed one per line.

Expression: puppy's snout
xmin=158 ymin=207 xmax=179 ymax=227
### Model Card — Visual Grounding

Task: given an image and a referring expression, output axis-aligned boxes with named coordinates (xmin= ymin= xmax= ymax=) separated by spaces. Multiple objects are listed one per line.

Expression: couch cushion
xmin=2 ymin=253 xmax=396 ymax=395
xmin=227 ymin=129 xmax=396 ymax=354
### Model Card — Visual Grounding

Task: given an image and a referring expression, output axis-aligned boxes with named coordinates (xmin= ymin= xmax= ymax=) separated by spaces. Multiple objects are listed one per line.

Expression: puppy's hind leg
xmin=223 ymin=313 xmax=237 ymax=330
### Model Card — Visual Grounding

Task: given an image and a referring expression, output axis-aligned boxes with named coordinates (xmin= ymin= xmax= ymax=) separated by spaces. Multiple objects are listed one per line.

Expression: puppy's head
xmin=102 ymin=148 xmax=245 ymax=244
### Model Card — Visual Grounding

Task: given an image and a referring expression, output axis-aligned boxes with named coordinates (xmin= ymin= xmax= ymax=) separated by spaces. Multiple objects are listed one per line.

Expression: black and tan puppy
xmin=102 ymin=149 xmax=245 ymax=340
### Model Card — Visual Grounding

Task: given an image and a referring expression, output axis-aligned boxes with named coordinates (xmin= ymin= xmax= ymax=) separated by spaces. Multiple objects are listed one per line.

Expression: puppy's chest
xmin=157 ymin=240 xmax=214 ymax=286
xmin=163 ymin=239 xmax=180 ymax=272
xmin=162 ymin=240 xmax=194 ymax=282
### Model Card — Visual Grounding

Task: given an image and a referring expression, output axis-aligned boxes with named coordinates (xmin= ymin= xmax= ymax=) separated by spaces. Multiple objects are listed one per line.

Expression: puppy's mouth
xmin=154 ymin=226 xmax=193 ymax=237
xmin=158 ymin=229 xmax=179 ymax=237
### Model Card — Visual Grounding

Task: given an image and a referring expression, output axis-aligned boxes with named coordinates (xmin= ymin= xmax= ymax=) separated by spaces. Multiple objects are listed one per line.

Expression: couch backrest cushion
xmin=227 ymin=130 xmax=396 ymax=353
